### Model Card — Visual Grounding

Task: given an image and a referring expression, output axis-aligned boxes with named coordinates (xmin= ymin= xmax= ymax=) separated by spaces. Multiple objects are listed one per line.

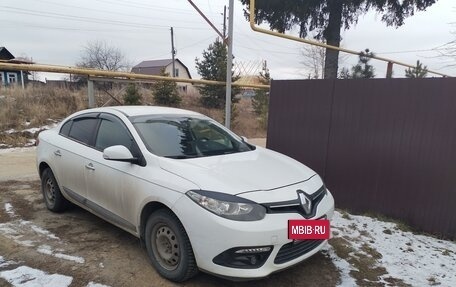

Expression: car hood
xmin=158 ymin=147 xmax=316 ymax=195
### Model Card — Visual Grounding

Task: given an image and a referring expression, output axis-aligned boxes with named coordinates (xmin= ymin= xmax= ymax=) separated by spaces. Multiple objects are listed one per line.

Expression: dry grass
xmin=0 ymin=85 xmax=267 ymax=147
xmin=0 ymin=86 xmax=86 ymax=130
xmin=0 ymin=86 xmax=87 ymax=147
xmin=181 ymin=90 xmax=267 ymax=138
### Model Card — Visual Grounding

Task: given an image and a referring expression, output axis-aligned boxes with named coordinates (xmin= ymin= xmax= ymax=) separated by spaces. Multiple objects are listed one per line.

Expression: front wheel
xmin=41 ymin=168 xmax=69 ymax=212
xmin=145 ymin=209 xmax=198 ymax=282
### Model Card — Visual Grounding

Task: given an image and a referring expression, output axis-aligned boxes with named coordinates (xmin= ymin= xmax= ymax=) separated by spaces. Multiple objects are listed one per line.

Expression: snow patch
xmin=21 ymin=123 xmax=57 ymax=134
xmin=324 ymin=247 xmax=357 ymax=287
xmin=87 ymin=282 xmax=111 ymax=287
xmin=37 ymin=245 xmax=85 ymax=264
xmin=0 ymin=256 xmax=17 ymax=268
xmin=4 ymin=203 xmax=16 ymax=217
xmin=28 ymin=224 xmax=60 ymax=240
xmin=332 ymin=211 xmax=456 ymax=286
xmin=0 ymin=265 xmax=72 ymax=287
xmin=22 ymin=127 xmax=41 ymax=134
xmin=1 ymin=203 xmax=85 ymax=265
xmin=0 ymin=146 xmax=36 ymax=154
xmin=2 ymin=204 xmax=59 ymax=241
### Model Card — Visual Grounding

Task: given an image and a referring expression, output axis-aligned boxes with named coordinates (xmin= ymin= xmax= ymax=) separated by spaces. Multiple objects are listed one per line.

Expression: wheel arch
xmin=139 ymin=201 xmax=174 ymax=243
xmin=38 ymin=162 xmax=51 ymax=179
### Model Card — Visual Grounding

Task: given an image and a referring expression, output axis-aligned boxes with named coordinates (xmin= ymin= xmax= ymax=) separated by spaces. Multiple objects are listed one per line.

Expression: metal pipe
xmin=0 ymin=62 xmax=270 ymax=89
xmin=187 ymin=0 xmax=226 ymax=43
xmin=249 ymin=0 xmax=450 ymax=77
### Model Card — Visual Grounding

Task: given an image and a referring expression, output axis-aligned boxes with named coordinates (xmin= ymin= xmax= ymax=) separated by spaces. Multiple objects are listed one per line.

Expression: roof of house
xmin=131 ymin=58 xmax=192 ymax=79
xmin=0 ymin=47 xmax=15 ymax=60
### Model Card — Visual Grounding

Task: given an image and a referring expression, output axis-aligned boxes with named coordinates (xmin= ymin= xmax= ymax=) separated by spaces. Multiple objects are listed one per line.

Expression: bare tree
xmin=75 ymin=40 xmax=130 ymax=98
xmin=301 ymin=45 xmax=349 ymax=79
xmin=301 ymin=45 xmax=326 ymax=79
xmin=435 ymin=35 xmax=456 ymax=68
xmin=77 ymin=40 xmax=129 ymax=71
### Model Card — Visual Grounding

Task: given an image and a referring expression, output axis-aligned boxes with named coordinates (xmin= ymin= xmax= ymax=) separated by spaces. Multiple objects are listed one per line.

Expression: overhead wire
xmin=35 ymin=0 xmax=208 ymax=25
xmin=0 ymin=6 xmax=207 ymax=30
xmin=92 ymin=0 xmax=197 ymax=15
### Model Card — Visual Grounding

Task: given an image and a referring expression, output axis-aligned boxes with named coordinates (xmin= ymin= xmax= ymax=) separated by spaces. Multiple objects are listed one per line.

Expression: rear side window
xmin=59 ymin=120 xmax=72 ymax=136
xmin=68 ymin=118 xmax=99 ymax=145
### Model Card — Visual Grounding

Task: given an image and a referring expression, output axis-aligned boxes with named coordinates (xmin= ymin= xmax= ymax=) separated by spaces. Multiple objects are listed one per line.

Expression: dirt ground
xmin=0 ymin=140 xmax=344 ymax=287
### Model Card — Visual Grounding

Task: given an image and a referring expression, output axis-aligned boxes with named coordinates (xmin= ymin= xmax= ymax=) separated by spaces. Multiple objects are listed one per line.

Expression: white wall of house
xmin=164 ymin=61 xmax=192 ymax=93
xmin=163 ymin=61 xmax=190 ymax=79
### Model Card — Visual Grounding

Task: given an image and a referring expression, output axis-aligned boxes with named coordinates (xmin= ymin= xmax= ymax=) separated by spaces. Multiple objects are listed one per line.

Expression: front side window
xmin=132 ymin=116 xmax=253 ymax=159
xmin=95 ymin=119 xmax=133 ymax=151
xmin=68 ymin=118 xmax=99 ymax=145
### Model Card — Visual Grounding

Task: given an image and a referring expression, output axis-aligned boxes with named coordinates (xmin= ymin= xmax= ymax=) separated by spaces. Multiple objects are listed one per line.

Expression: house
xmin=0 ymin=47 xmax=32 ymax=88
xmin=131 ymin=59 xmax=192 ymax=93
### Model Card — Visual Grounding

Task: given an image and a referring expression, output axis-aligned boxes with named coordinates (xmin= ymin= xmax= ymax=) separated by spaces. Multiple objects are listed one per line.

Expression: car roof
xmin=85 ymin=106 xmax=203 ymax=117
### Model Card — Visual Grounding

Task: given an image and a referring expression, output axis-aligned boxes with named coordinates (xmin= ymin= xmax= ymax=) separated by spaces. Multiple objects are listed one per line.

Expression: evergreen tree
xmin=339 ymin=67 xmax=352 ymax=79
xmin=195 ymin=39 xmax=240 ymax=109
xmin=252 ymin=67 xmax=271 ymax=129
xmin=123 ymin=84 xmax=142 ymax=105
xmin=351 ymin=49 xmax=376 ymax=79
xmin=152 ymin=69 xmax=181 ymax=107
xmin=405 ymin=60 xmax=428 ymax=78
xmin=240 ymin=0 xmax=438 ymax=79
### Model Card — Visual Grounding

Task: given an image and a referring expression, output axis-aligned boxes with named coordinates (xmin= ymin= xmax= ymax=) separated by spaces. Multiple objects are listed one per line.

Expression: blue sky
xmin=1 ymin=0 xmax=454 ymax=80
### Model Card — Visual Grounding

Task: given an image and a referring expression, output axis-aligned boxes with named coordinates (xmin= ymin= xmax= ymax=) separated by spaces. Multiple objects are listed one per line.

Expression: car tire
xmin=41 ymin=168 xmax=69 ymax=212
xmin=145 ymin=209 xmax=198 ymax=282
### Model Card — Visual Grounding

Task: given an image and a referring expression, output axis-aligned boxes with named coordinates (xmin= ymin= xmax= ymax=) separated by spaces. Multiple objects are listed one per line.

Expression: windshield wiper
xmin=164 ymin=155 xmax=198 ymax=159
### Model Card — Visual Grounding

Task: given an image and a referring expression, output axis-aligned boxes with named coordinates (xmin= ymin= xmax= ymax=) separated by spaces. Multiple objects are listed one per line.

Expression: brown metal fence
xmin=267 ymin=78 xmax=456 ymax=238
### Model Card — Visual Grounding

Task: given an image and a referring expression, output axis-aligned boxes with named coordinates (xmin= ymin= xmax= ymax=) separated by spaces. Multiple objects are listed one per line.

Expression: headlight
xmin=186 ymin=190 xmax=266 ymax=221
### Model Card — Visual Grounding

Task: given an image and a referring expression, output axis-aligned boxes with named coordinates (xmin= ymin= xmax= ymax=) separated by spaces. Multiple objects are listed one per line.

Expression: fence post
xmin=386 ymin=62 xmax=393 ymax=78
xmin=88 ymin=78 xmax=95 ymax=108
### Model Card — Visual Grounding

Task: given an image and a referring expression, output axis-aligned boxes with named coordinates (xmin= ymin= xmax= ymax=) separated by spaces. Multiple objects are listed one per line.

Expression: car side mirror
xmin=103 ymin=145 xmax=138 ymax=164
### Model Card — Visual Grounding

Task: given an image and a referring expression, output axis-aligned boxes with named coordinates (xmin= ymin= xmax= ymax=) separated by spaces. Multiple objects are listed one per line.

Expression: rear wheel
xmin=41 ymin=168 xmax=69 ymax=212
xmin=145 ymin=209 xmax=198 ymax=282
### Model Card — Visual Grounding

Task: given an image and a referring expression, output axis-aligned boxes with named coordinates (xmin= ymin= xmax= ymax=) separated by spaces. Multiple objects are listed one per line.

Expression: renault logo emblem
xmin=297 ymin=190 xmax=312 ymax=215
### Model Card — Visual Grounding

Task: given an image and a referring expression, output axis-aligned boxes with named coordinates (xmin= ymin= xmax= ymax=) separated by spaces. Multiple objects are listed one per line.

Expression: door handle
xmin=54 ymin=150 xmax=62 ymax=157
xmin=85 ymin=163 xmax=95 ymax=170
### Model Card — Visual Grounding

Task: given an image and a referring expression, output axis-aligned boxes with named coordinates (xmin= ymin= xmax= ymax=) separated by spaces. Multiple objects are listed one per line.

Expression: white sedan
xmin=36 ymin=106 xmax=335 ymax=282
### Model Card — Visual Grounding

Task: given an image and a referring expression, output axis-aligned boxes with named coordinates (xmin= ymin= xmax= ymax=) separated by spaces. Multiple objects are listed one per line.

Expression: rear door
xmin=53 ymin=114 xmax=100 ymax=202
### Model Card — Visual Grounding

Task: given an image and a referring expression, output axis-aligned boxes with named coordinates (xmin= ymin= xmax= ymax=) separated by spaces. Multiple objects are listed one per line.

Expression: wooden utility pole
xmin=171 ymin=27 xmax=176 ymax=77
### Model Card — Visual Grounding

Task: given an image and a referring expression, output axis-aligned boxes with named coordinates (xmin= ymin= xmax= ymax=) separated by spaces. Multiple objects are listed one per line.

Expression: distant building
xmin=131 ymin=59 xmax=192 ymax=93
xmin=0 ymin=47 xmax=32 ymax=88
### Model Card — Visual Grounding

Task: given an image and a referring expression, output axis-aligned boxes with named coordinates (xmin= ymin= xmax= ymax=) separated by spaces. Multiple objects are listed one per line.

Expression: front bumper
xmin=172 ymin=189 xmax=335 ymax=279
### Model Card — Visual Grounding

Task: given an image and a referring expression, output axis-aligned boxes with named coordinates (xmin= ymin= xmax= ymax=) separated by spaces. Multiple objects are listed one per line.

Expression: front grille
xmin=263 ymin=185 xmax=327 ymax=218
xmin=274 ymin=239 xmax=324 ymax=264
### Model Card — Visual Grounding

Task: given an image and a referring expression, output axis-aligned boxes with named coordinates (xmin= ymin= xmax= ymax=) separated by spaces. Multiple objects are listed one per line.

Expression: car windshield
xmin=131 ymin=116 xmax=254 ymax=159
